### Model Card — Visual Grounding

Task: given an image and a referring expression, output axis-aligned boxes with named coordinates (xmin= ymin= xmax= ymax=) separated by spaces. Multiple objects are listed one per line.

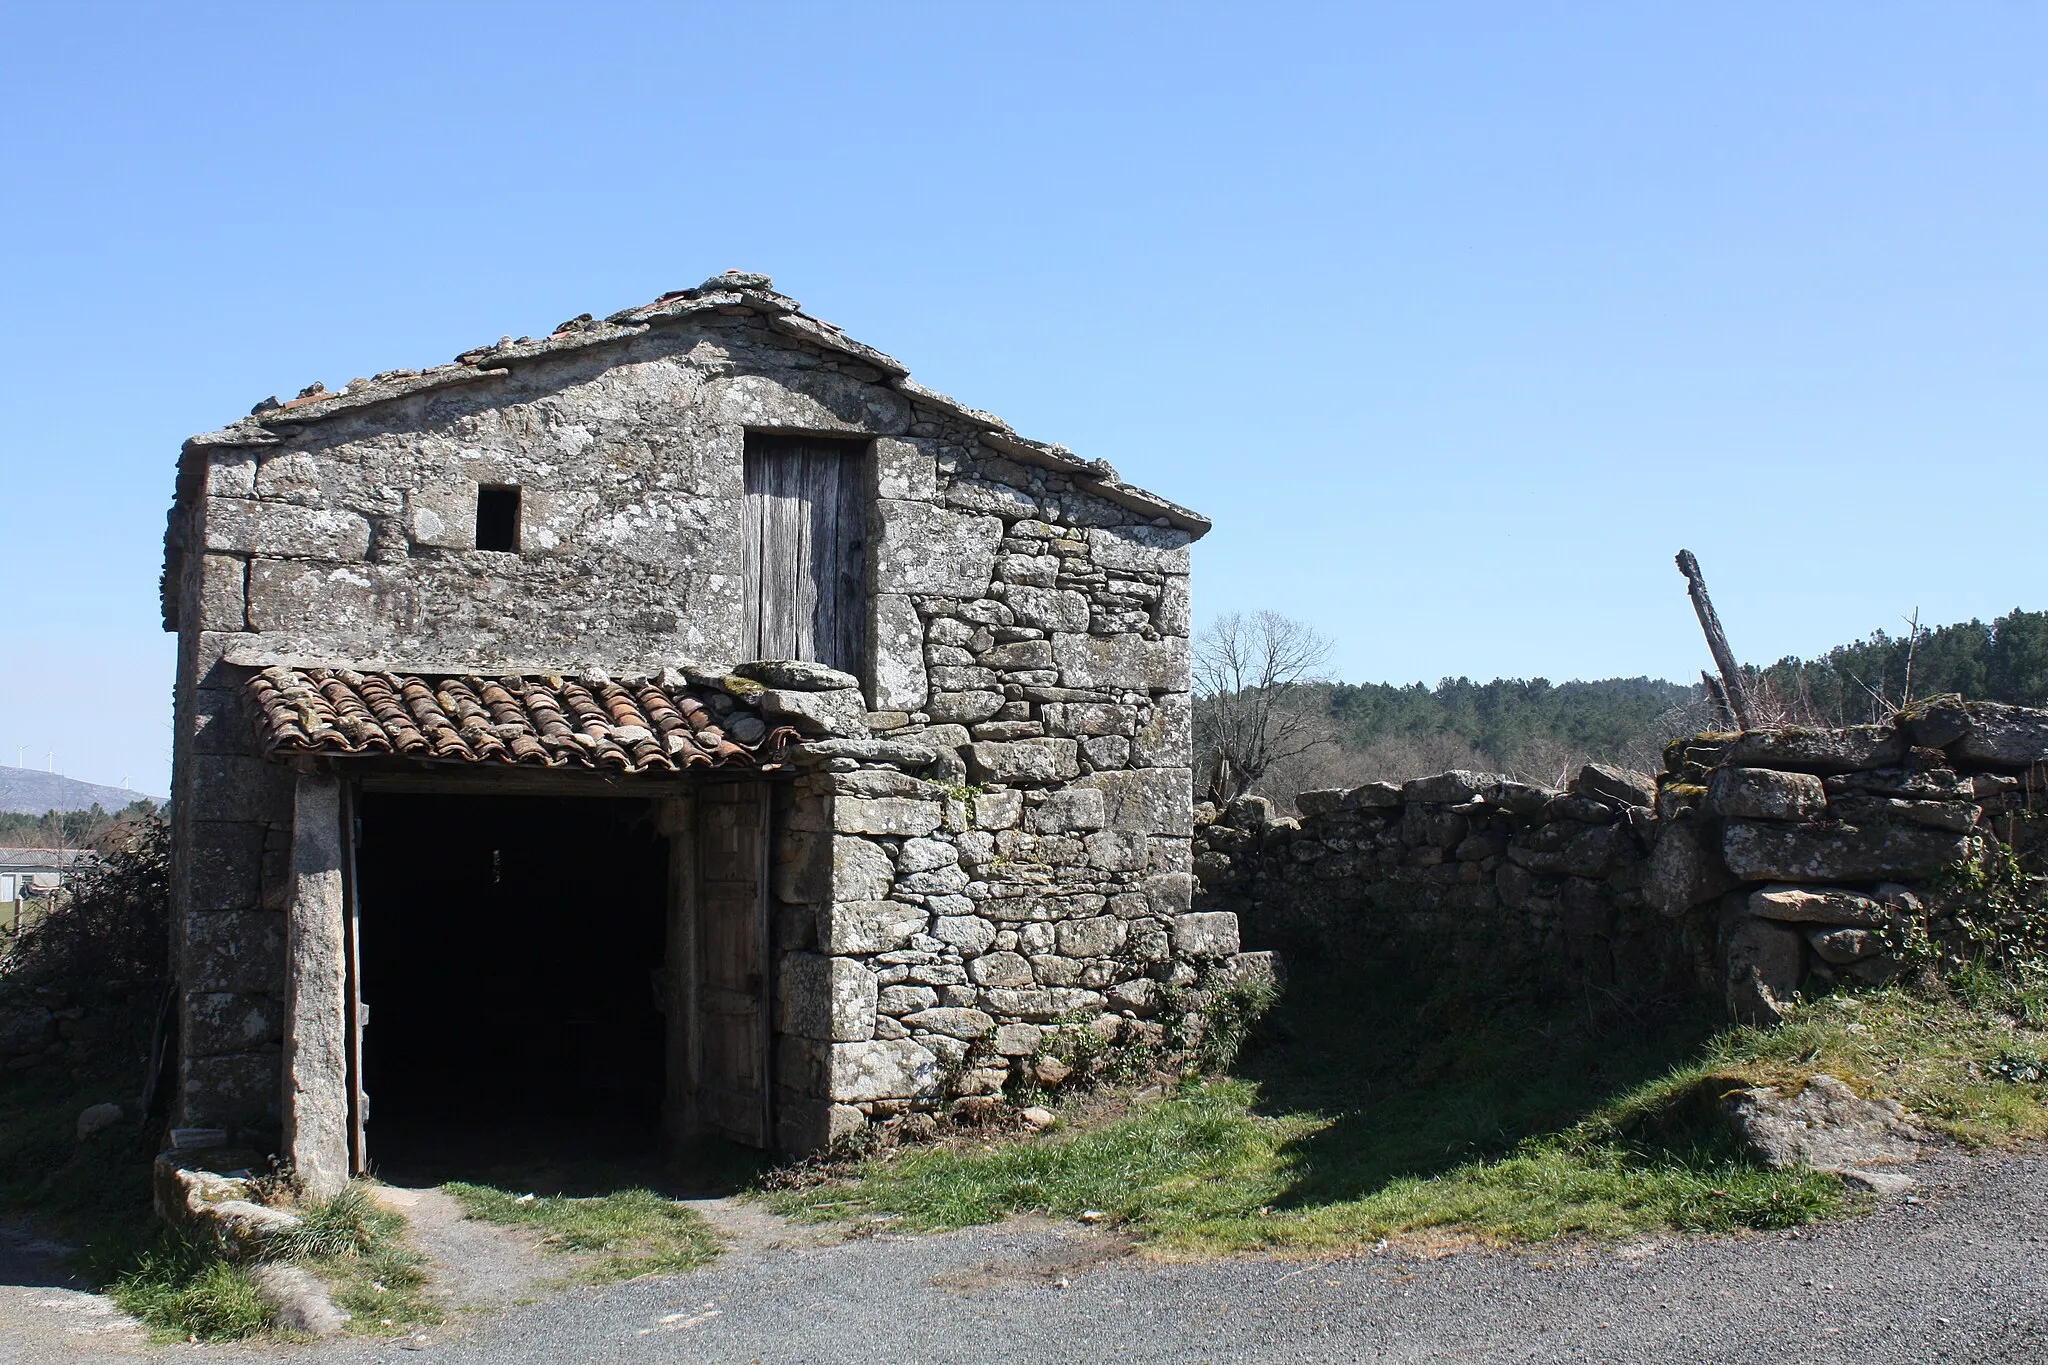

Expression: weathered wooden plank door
xmin=742 ymin=435 xmax=868 ymax=674
xmin=658 ymin=793 xmax=695 ymax=1153
xmin=690 ymin=782 xmax=772 ymax=1146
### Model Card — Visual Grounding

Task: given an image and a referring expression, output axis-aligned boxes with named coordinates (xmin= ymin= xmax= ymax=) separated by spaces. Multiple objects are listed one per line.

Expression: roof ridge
xmin=182 ymin=270 xmax=1209 ymax=535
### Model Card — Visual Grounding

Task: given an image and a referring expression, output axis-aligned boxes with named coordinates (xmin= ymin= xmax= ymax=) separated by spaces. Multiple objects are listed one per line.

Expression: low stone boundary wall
xmin=0 ymin=977 xmax=165 ymax=1085
xmin=1652 ymin=699 xmax=2042 ymax=1021
xmin=1194 ymin=762 xmax=1693 ymax=997
xmin=1195 ymin=698 xmax=2047 ymax=1021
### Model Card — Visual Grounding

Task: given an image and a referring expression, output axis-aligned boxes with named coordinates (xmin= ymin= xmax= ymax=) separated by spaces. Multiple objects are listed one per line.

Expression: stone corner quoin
xmin=155 ymin=270 xmax=1234 ymax=1160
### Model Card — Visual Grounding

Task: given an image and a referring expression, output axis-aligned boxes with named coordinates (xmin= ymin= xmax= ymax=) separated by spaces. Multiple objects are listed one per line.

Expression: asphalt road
xmin=10 ymin=1149 xmax=2047 ymax=1363
xmin=329 ymin=1149 xmax=2047 ymax=1364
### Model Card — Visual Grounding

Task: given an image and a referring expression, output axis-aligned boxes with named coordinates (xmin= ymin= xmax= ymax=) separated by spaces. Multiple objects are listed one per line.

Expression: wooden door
xmin=659 ymin=793 xmax=695 ymax=1153
xmin=742 ymin=435 xmax=868 ymax=674
xmin=691 ymin=782 xmax=772 ymax=1146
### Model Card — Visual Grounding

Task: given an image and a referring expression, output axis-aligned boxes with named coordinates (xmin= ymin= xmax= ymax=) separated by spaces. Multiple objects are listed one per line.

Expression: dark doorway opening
xmin=354 ymin=792 xmax=668 ymax=1183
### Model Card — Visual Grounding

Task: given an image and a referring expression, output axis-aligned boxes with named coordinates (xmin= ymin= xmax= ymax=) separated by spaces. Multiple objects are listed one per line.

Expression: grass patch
xmin=1680 ymin=975 xmax=2048 ymax=1150
xmin=0 ymin=1071 xmax=439 ymax=1342
xmin=102 ymin=1239 xmax=273 ymax=1341
xmin=770 ymin=960 xmax=2048 ymax=1254
xmin=447 ymin=1183 xmax=722 ymax=1283
xmin=93 ymin=1184 xmax=443 ymax=1343
xmin=282 ymin=1185 xmax=440 ymax=1338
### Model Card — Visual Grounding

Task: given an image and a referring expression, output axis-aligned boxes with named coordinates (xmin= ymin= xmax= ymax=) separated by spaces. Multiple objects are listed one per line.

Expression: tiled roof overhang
xmin=246 ymin=667 xmax=796 ymax=773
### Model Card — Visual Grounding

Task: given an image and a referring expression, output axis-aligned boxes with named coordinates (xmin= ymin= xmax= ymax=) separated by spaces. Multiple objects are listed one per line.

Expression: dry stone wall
xmin=1654 ymin=699 xmax=2044 ymax=1023
xmin=1196 ymin=699 xmax=2048 ymax=1024
xmin=1193 ymin=763 xmax=1693 ymax=997
xmin=0 ymin=977 xmax=162 ymax=1084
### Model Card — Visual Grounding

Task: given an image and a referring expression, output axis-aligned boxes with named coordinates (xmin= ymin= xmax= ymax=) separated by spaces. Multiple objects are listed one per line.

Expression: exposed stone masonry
xmin=742 ymin=512 xmax=1222 ymax=1142
xmin=1193 ymin=763 xmax=1690 ymax=996
xmin=159 ymin=271 xmax=1223 ymax=1157
xmin=1655 ymin=700 xmax=2044 ymax=1023
xmin=0 ymin=977 xmax=160 ymax=1083
xmin=1196 ymin=699 xmax=2048 ymax=1026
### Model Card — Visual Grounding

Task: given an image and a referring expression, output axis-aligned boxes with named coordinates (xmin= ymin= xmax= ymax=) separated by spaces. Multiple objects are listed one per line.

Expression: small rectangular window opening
xmin=475 ymin=486 xmax=521 ymax=552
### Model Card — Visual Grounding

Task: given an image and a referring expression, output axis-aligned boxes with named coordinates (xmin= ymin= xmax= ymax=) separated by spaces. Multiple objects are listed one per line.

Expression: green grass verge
xmin=95 ymin=1184 xmax=443 ymax=1343
xmin=446 ymin=1183 xmax=722 ymax=1283
xmin=769 ymin=962 xmax=2048 ymax=1254
xmin=0 ymin=1070 xmax=440 ymax=1342
xmin=99 ymin=1239 xmax=274 ymax=1341
xmin=280 ymin=1184 xmax=440 ymax=1338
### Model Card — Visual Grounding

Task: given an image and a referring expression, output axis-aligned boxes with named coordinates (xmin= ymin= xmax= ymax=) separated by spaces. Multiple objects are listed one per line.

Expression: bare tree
xmin=1192 ymin=611 xmax=1335 ymax=805
xmin=1500 ymin=734 xmax=1586 ymax=790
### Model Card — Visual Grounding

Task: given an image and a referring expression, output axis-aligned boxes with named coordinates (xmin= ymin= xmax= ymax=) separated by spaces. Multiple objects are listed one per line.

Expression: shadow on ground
xmin=367 ymin=1116 xmax=774 ymax=1201
xmin=0 ymin=1070 xmax=163 ymax=1285
xmin=0 ymin=1224 xmax=89 ymax=1293
xmin=1232 ymin=956 xmax=1729 ymax=1209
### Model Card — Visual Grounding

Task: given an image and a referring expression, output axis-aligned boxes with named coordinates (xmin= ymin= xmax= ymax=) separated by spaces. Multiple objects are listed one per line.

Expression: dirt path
xmin=0 ymin=1184 xmax=842 ymax=1360
xmin=367 ymin=1187 xmax=555 ymax=1318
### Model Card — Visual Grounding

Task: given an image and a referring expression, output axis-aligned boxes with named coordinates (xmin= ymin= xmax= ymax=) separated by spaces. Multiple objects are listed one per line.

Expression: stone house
xmin=160 ymin=271 xmax=1231 ymax=1192
xmin=0 ymin=847 xmax=90 ymax=934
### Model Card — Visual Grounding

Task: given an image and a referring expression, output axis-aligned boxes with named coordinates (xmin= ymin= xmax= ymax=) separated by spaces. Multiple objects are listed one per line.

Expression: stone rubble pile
xmin=1196 ymin=698 xmax=2047 ymax=1024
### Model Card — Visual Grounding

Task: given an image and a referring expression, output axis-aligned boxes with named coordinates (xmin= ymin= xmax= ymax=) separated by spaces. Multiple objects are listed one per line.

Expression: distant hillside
xmin=1323 ymin=675 xmax=1696 ymax=768
xmin=1234 ymin=607 xmax=2047 ymax=808
xmin=0 ymin=767 xmax=163 ymax=817
xmin=1757 ymin=607 xmax=2048 ymax=725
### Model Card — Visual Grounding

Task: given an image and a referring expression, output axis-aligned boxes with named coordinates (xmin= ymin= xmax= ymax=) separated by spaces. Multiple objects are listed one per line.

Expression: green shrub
xmin=1 ymin=816 xmax=168 ymax=986
xmin=1882 ymin=822 xmax=2048 ymax=985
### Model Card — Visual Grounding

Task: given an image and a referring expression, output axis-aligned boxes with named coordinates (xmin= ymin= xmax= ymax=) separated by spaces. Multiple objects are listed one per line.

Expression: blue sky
xmin=2 ymin=3 xmax=2044 ymax=796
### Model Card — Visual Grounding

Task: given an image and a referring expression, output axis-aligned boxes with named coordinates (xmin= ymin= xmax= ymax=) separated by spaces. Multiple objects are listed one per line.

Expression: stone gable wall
xmin=1195 ymin=700 xmax=2047 ymax=1025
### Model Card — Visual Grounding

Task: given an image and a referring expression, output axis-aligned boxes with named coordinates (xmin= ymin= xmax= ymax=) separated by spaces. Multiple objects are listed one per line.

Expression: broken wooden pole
xmin=1675 ymin=549 xmax=1756 ymax=730
xmin=1700 ymin=670 xmax=1735 ymax=730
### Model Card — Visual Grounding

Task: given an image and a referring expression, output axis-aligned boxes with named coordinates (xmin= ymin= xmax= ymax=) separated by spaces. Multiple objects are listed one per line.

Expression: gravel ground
xmin=9 ymin=1150 xmax=2047 ymax=1362
xmin=0 ymin=1224 xmax=146 ymax=1361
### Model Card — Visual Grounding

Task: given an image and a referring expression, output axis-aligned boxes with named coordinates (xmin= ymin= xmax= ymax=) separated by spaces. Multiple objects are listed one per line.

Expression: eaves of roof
xmin=245 ymin=665 xmax=798 ymax=774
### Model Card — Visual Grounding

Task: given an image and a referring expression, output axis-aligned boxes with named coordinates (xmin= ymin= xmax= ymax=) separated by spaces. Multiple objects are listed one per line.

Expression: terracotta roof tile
xmin=246 ymin=667 xmax=794 ymax=773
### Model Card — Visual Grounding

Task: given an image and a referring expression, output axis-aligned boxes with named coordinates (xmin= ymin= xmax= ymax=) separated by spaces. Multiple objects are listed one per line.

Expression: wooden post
xmin=1675 ymin=550 xmax=1755 ymax=730
xmin=1700 ymin=671 xmax=1734 ymax=730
